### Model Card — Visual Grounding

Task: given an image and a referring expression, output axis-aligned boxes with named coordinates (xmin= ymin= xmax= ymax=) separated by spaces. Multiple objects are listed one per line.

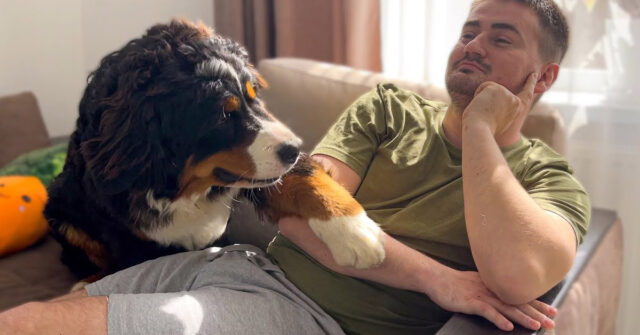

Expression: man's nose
xmin=463 ymin=36 xmax=487 ymax=58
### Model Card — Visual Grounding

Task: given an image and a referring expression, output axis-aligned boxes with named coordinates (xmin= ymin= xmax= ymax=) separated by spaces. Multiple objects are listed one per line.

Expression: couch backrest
xmin=0 ymin=92 xmax=51 ymax=168
xmin=258 ymin=57 xmax=566 ymax=154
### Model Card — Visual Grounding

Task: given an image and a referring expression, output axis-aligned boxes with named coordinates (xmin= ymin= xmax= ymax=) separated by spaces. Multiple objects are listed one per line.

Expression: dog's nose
xmin=276 ymin=144 xmax=300 ymax=165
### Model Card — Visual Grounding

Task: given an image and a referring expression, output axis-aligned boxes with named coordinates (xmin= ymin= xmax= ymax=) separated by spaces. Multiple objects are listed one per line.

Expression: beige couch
xmin=0 ymin=58 xmax=622 ymax=335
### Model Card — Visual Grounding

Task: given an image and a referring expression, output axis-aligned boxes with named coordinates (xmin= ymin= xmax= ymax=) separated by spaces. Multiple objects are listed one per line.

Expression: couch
xmin=0 ymin=58 xmax=623 ymax=335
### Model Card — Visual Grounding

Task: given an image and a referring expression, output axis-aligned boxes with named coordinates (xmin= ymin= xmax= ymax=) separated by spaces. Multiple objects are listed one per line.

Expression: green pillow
xmin=0 ymin=143 xmax=68 ymax=187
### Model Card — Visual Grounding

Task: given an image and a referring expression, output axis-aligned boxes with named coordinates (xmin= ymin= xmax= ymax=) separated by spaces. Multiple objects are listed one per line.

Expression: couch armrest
xmin=436 ymin=208 xmax=621 ymax=335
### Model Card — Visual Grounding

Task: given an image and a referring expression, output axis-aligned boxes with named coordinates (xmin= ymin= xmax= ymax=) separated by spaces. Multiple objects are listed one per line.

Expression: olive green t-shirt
xmin=267 ymin=83 xmax=591 ymax=335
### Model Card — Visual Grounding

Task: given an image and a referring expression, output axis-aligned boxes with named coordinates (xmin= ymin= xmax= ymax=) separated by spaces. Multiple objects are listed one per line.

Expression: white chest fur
xmin=143 ymin=189 xmax=239 ymax=250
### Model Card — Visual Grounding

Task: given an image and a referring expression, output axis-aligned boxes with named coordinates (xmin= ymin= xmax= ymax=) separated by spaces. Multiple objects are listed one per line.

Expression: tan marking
xmin=265 ymin=162 xmax=363 ymax=221
xmin=223 ymin=96 xmax=239 ymax=111
xmin=59 ymin=224 xmax=109 ymax=269
xmin=246 ymin=81 xmax=256 ymax=100
xmin=178 ymin=145 xmax=256 ymax=198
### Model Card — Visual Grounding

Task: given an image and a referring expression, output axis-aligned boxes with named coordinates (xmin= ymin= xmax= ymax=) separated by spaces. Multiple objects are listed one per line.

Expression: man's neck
xmin=443 ymin=104 xmax=523 ymax=149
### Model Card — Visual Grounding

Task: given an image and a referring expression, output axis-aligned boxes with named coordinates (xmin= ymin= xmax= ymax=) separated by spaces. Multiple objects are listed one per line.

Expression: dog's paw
xmin=69 ymin=281 xmax=90 ymax=292
xmin=308 ymin=212 xmax=385 ymax=269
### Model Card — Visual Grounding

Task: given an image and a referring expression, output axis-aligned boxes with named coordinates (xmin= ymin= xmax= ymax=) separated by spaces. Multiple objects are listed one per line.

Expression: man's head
xmin=445 ymin=0 xmax=569 ymax=109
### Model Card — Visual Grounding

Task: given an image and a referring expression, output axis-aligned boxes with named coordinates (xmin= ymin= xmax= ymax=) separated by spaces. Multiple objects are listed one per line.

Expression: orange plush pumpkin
xmin=0 ymin=176 xmax=49 ymax=257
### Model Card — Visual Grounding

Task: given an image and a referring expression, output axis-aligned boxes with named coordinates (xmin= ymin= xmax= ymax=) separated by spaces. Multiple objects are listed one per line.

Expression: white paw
xmin=308 ymin=212 xmax=385 ymax=269
xmin=70 ymin=281 xmax=90 ymax=292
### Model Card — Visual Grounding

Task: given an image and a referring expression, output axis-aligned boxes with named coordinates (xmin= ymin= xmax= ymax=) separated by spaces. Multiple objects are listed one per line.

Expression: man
xmin=0 ymin=0 xmax=588 ymax=334
xmin=271 ymin=0 xmax=588 ymax=333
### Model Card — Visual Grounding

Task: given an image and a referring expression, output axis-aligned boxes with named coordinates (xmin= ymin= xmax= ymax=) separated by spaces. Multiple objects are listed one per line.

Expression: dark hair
xmin=472 ymin=0 xmax=570 ymax=63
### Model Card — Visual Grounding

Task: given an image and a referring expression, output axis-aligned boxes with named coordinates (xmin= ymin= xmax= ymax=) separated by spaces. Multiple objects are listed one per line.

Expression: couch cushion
xmin=258 ymin=58 xmax=449 ymax=152
xmin=257 ymin=57 xmax=565 ymax=154
xmin=0 ymin=236 xmax=77 ymax=311
xmin=0 ymin=92 xmax=51 ymax=168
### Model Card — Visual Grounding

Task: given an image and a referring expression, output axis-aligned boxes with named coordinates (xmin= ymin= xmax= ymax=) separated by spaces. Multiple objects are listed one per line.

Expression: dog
xmin=44 ymin=19 xmax=385 ymax=282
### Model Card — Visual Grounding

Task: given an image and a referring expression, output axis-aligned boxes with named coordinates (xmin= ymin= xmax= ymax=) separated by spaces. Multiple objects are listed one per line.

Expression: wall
xmin=0 ymin=0 xmax=85 ymax=138
xmin=0 ymin=0 xmax=214 ymax=137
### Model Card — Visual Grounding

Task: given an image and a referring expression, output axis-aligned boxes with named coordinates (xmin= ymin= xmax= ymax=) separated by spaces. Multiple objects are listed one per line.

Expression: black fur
xmin=45 ymin=20 xmax=280 ymax=278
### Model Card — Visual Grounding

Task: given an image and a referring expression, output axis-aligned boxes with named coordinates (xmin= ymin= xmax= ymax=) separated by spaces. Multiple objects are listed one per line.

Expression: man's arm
xmin=461 ymin=74 xmax=577 ymax=305
xmin=0 ymin=290 xmax=107 ymax=335
xmin=279 ymin=154 xmax=557 ymax=331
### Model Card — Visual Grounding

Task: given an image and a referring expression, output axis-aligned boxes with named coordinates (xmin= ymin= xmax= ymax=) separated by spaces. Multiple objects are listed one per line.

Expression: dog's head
xmin=78 ymin=19 xmax=301 ymax=200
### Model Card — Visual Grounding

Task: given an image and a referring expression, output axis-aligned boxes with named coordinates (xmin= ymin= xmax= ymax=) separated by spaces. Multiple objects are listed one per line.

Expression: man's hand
xmin=425 ymin=266 xmax=556 ymax=331
xmin=462 ymin=72 xmax=538 ymax=136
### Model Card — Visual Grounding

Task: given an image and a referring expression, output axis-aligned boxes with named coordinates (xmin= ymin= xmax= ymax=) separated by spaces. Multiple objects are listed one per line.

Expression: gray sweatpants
xmin=85 ymin=244 xmax=344 ymax=335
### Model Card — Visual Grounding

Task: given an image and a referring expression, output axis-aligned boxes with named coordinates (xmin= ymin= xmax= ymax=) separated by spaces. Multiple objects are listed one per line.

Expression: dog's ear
xmin=81 ymin=106 xmax=166 ymax=195
xmin=79 ymin=36 xmax=171 ymax=195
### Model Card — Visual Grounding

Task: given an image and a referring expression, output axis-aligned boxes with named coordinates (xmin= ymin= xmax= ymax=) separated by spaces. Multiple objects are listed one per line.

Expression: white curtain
xmin=380 ymin=1 xmax=640 ymax=334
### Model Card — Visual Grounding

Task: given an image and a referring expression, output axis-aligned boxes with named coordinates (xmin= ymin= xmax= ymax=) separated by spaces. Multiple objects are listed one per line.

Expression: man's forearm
xmin=278 ymin=216 xmax=447 ymax=295
xmin=461 ymin=123 xmax=575 ymax=304
xmin=0 ymin=290 xmax=108 ymax=335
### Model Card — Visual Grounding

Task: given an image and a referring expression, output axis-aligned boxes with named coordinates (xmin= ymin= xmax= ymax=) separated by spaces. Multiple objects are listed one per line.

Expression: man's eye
xmin=460 ymin=33 xmax=475 ymax=42
xmin=495 ymin=38 xmax=511 ymax=45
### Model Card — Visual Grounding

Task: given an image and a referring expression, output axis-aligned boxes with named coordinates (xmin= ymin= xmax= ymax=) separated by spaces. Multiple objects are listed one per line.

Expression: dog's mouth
xmin=213 ymin=167 xmax=281 ymax=186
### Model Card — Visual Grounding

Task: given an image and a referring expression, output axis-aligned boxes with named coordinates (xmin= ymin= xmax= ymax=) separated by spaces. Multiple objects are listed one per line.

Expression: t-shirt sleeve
xmin=311 ymin=85 xmax=390 ymax=178
xmin=519 ymin=144 xmax=591 ymax=244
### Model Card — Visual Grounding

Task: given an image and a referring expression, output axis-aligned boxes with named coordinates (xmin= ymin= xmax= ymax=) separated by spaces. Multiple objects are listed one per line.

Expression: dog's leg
xmin=262 ymin=156 xmax=385 ymax=269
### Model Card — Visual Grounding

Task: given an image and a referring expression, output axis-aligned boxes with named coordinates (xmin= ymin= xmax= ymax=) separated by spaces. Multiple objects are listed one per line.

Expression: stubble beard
xmin=445 ymin=56 xmax=492 ymax=113
xmin=446 ymin=73 xmax=479 ymax=113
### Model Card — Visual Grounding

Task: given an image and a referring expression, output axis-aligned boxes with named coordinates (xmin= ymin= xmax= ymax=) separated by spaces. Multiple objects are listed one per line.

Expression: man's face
xmin=445 ymin=0 xmax=543 ymax=107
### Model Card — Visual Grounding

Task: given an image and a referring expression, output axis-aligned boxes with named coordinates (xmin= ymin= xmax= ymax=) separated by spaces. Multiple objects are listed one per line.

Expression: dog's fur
xmin=44 ymin=19 xmax=384 ymax=281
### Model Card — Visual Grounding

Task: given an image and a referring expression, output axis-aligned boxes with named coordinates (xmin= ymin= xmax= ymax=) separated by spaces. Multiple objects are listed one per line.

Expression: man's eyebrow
xmin=463 ymin=20 xmax=522 ymax=37
xmin=463 ymin=20 xmax=480 ymax=29
xmin=491 ymin=23 xmax=522 ymax=37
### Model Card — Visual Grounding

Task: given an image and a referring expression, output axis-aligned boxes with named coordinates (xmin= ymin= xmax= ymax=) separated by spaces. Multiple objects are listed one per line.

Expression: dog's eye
xmin=223 ymin=96 xmax=239 ymax=112
xmin=216 ymin=109 xmax=232 ymax=126
xmin=245 ymin=81 xmax=256 ymax=100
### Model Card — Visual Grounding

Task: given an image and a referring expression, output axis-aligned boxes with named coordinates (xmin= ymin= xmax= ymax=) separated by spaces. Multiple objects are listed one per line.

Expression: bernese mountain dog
xmin=44 ymin=19 xmax=384 ymax=283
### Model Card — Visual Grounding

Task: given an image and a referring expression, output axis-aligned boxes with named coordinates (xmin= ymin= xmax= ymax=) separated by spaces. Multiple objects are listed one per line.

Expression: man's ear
xmin=534 ymin=63 xmax=560 ymax=95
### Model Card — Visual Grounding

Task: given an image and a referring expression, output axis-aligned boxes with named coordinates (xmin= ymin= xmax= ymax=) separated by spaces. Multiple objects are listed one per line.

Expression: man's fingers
xmin=486 ymin=297 xmax=542 ymax=331
xmin=519 ymin=303 xmax=556 ymax=330
xmin=470 ymin=300 xmax=514 ymax=331
xmin=473 ymin=81 xmax=498 ymax=97
xmin=530 ymin=300 xmax=557 ymax=317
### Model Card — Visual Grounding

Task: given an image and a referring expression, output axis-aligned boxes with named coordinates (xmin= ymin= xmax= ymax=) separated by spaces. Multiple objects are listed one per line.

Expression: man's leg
xmin=0 ymin=290 xmax=107 ymax=335
xmin=0 ymin=246 xmax=343 ymax=335
xmin=96 ymin=246 xmax=343 ymax=335
xmin=0 ymin=248 xmax=214 ymax=335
